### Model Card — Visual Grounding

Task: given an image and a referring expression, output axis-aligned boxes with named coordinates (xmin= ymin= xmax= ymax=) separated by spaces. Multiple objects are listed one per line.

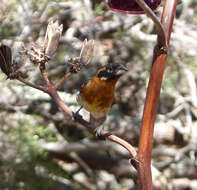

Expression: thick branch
xmin=137 ymin=0 xmax=178 ymax=189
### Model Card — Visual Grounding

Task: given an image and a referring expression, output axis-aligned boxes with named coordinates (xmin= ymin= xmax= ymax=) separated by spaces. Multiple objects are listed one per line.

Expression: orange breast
xmin=78 ymin=77 xmax=118 ymax=116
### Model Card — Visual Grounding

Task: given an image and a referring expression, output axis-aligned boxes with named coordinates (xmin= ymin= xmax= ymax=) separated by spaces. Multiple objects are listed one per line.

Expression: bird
xmin=75 ymin=63 xmax=128 ymax=136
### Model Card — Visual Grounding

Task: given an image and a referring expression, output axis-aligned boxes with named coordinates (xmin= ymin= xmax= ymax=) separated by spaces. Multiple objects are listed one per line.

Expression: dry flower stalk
xmin=68 ymin=39 xmax=94 ymax=73
xmin=0 ymin=44 xmax=28 ymax=79
xmin=22 ymin=43 xmax=50 ymax=65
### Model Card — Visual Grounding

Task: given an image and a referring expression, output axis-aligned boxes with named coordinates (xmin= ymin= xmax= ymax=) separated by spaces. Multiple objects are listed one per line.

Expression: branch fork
xmin=133 ymin=0 xmax=178 ymax=189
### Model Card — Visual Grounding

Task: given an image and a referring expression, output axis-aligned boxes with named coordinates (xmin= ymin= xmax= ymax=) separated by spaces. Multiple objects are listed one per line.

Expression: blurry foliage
xmin=0 ymin=117 xmax=60 ymax=189
xmin=0 ymin=2 xmax=19 ymax=39
xmin=0 ymin=24 xmax=18 ymax=39
xmin=94 ymin=3 xmax=106 ymax=16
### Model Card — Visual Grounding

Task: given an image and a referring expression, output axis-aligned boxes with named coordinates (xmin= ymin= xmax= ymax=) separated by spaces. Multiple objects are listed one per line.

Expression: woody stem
xmin=137 ymin=0 xmax=178 ymax=189
xmin=17 ymin=76 xmax=48 ymax=93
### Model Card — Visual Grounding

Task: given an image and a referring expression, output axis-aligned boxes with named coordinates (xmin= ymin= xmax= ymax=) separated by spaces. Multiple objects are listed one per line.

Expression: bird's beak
xmin=116 ymin=64 xmax=128 ymax=76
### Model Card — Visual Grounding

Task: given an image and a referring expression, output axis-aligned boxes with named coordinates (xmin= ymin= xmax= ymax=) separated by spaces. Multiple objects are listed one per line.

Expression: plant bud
xmin=107 ymin=0 xmax=161 ymax=14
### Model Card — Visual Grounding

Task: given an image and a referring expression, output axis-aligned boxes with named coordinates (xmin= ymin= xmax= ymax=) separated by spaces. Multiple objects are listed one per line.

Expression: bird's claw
xmin=94 ymin=126 xmax=103 ymax=137
xmin=72 ymin=106 xmax=83 ymax=121
xmin=72 ymin=111 xmax=83 ymax=121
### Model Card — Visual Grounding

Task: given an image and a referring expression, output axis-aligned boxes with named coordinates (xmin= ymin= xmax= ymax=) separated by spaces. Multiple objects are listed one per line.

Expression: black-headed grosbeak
xmin=76 ymin=63 xmax=128 ymax=135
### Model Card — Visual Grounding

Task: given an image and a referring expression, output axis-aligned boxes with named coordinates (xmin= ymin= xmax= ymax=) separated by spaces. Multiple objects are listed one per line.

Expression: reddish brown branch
xmin=161 ymin=0 xmax=178 ymax=45
xmin=17 ymin=76 xmax=48 ymax=93
xmin=135 ymin=0 xmax=166 ymax=46
xmin=137 ymin=0 xmax=178 ymax=189
xmin=101 ymin=131 xmax=137 ymax=159
xmin=55 ymin=72 xmax=71 ymax=89
xmin=48 ymin=86 xmax=73 ymax=118
xmin=39 ymin=63 xmax=51 ymax=87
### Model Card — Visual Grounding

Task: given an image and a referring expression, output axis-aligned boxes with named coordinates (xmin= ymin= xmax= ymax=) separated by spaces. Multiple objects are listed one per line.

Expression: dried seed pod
xmin=68 ymin=58 xmax=82 ymax=74
xmin=0 ymin=44 xmax=28 ymax=79
xmin=0 ymin=44 xmax=12 ymax=77
xmin=68 ymin=39 xmax=95 ymax=73
xmin=21 ymin=43 xmax=50 ymax=65
xmin=44 ymin=20 xmax=63 ymax=58
xmin=79 ymin=39 xmax=94 ymax=65
xmin=22 ymin=20 xmax=62 ymax=65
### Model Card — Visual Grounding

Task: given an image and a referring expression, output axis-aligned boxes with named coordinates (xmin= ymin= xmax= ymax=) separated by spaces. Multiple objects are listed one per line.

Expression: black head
xmin=97 ymin=63 xmax=128 ymax=81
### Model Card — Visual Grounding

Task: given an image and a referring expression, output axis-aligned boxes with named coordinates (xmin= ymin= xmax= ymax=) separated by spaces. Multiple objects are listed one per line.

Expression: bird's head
xmin=97 ymin=63 xmax=128 ymax=81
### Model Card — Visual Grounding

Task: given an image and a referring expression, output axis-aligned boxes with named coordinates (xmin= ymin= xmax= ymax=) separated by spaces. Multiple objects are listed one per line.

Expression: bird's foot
xmin=94 ymin=126 xmax=103 ymax=137
xmin=72 ymin=106 xmax=83 ymax=121
xmin=72 ymin=111 xmax=83 ymax=121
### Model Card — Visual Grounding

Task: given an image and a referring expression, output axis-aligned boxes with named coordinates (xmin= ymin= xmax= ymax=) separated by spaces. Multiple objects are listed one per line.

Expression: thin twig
xmin=101 ymin=131 xmax=137 ymax=159
xmin=17 ymin=76 xmax=48 ymax=93
xmin=55 ymin=72 xmax=71 ymax=89
xmin=73 ymin=115 xmax=138 ymax=164
xmin=39 ymin=63 xmax=51 ymax=87
xmin=135 ymin=0 xmax=166 ymax=47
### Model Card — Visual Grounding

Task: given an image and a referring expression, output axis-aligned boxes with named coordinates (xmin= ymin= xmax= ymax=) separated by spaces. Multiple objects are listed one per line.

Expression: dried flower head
xmin=79 ymin=39 xmax=94 ymax=65
xmin=68 ymin=58 xmax=82 ymax=74
xmin=22 ymin=43 xmax=50 ymax=65
xmin=22 ymin=20 xmax=63 ymax=65
xmin=0 ymin=44 xmax=28 ymax=79
xmin=44 ymin=20 xmax=63 ymax=57
xmin=68 ymin=39 xmax=94 ymax=73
